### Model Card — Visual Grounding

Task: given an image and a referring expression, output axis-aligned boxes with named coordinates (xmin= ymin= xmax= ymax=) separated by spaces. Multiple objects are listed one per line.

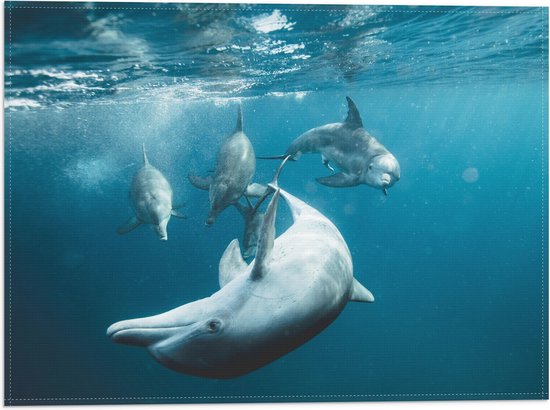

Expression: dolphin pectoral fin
xmin=344 ymin=96 xmax=363 ymax=129
xmin=349 ymin=278 xmax=375 ymax=303
xmin=316 ymin=173 xmax=360 ymax=188
xmin=245 ymin=183 xmax=268 ymax=198
xmin=188 ymin=174 xmax=212 ymax=191
xmin=250 ymin=189 xmax=279 ymax=281
xmin=171 ymin=210 xmax=187 ymax=219
xmin=117 ymin=216 xmax=141 ymax=235
xmin=321 ymin=155 xmax=335 ymax=172
xmin=383 ymin=188 xmax=388 ymax=196
xmin=219 ymin=239 xmax=248 ymax=288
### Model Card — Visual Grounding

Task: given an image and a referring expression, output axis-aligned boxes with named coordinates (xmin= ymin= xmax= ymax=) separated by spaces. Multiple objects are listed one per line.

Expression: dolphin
xmin=117 ymin=144 xmax=186 ymax=240
xmin=233 ymin=196 xmax=268 ymax=259
xmin=107 ymin=158 xmax=374 ymax=379
xmin=188 ymin=106 xmax=264 ymax=226
xmin=258 ymin=97 xmax=401 ymax=195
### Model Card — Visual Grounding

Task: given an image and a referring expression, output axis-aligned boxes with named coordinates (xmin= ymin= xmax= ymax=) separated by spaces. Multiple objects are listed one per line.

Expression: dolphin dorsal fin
xmin=250 ymin=188 xmax=279 ymax=281
xmin=344 ymin=96 xmax=363 ymax=129
xmin=235 ymin=105 xmax=243 ymax=132
xmin=219 ymin=239 xmax=248 ymax=287
xmin=142 ymin=143 xmax=150 ymax=166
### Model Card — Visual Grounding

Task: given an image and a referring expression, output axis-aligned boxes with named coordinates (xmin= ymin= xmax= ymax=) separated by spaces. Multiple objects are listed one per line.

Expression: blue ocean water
xmin=4 ymin=2 xmax=549 ymax=405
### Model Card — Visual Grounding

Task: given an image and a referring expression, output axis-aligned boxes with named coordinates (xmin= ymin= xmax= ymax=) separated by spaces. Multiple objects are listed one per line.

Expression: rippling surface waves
xmin=5 ymin=2 xmax=548 ymax=108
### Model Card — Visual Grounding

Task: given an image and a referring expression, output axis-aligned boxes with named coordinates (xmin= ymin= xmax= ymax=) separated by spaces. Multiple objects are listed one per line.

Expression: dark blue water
xmin=4 ymin=2 xmax=549 ymax=405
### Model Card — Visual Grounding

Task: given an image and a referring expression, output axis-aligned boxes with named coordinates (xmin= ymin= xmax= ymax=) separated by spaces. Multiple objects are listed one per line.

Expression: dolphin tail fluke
xmin=268 ymin=155 xmax=293 ymax=190
xmin=345 ymin=96 xmax=363 ymax=129
xmin=246 ymin=155 xmax=292 ymax=218
xmin=142 ymin=143 xmax=150 ymax=166
xmin=219 ymin=239 xmax=248 ymax=288
xmin=250 ymin=189 xmax=279 ymax=281
xmin=349 ymin=278 xmax=375 ymax=303
xmin=188 ymin=174 xmax=212 ymax=190
xmin=117 ymin=216 xmax=141 ymax=235
xmin=235 ymin=104 xmax=243 ymax=132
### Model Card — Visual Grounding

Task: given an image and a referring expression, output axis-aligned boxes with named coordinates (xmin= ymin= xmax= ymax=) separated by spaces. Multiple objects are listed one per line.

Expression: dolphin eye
xmin=368 ymin=164 xmax=373 ymax=170
xmin=207 ymin=320 xmax=221 ymax=333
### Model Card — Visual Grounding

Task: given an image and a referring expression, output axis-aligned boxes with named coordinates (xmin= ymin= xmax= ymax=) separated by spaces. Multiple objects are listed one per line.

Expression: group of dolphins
xmin=107 ymin=97 xmax=401 ymax=379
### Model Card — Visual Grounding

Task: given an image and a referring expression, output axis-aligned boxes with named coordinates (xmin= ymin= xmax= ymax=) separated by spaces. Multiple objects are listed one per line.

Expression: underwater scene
xmin=4 ymin=1 xmax=549 ymax=405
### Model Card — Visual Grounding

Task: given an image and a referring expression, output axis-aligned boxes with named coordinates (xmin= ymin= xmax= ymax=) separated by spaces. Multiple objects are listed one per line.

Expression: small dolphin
xmin=233 ymin=197 xmax=267 ymax=259
xmin=117 ymin=145 xmax=186 ymax=240
xmin=107 ymin=158 xmax=374 ymax=378
xmin=259 ymin=97 xmax=400 ymax=195
xmin=188 ymin=106 xmax=264 ymax=226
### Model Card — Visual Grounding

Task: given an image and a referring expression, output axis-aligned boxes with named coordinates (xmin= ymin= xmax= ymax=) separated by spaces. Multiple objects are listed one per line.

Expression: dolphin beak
xmin=107 ymin=299 xmax=209 ymax=347
xmin=107 ymin=320 xmax=184 ymax=347
xmin=151 ymin=218 xmax=169 ymax=240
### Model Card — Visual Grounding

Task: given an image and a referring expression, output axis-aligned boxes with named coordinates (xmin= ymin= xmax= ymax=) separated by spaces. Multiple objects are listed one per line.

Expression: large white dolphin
xmin=117 ymin=145 xmax=185 ymax=240
xmin=107 ymin=160 xmax=374 ymax=378
xmin=188 ymin=106 xmax=263 ymax=226
xmin=259 ymin=97 xmax=401 ymax=195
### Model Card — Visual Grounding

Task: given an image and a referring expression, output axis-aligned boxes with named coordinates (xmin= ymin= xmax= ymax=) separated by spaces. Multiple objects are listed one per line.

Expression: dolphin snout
xmin=107 ymin=321 xmax=153 ymax=346
xmin=106 ymin=322 xmax=120 ymax=338
xmin=107 ymin=320 xmax=191 ymax=347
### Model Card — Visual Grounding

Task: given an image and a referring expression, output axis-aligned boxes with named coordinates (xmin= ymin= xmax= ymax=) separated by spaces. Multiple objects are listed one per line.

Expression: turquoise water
xmin=4 ymin=2 xmax=549 ymax=404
